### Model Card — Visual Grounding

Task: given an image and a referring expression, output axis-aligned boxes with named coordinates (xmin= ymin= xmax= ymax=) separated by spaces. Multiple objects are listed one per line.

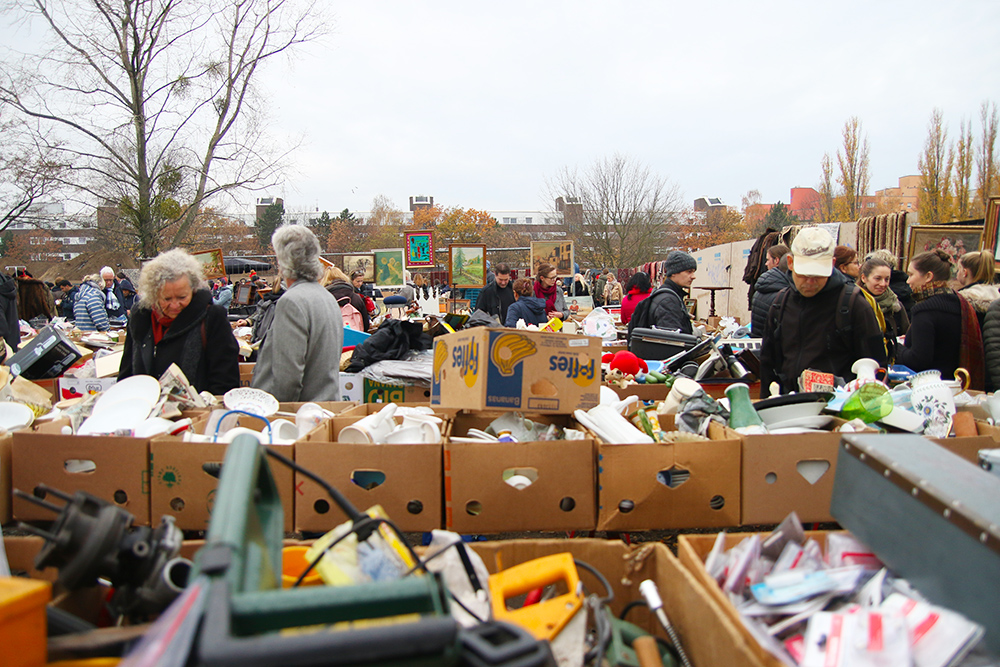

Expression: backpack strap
xmin=834 ymin=283 xmax=856 ymax=343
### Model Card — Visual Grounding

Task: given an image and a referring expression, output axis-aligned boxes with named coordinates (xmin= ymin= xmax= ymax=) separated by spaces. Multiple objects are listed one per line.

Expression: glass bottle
xmin=725 ymin=382 xmax=766 ymax=434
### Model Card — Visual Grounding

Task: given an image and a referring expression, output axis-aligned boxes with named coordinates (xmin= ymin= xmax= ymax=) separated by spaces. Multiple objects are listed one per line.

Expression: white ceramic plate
xmin=223 ymin=387 xmax=279 ymax=418
xmin=93 ymin=375 xmax=160 ymax=415
xmin=765 ymin=415 xmax=834 ymax=431
xmin=0 ymin=402 xmax=35 ymax=431
xmin=78 ymin=397 xmax=154 ymax=435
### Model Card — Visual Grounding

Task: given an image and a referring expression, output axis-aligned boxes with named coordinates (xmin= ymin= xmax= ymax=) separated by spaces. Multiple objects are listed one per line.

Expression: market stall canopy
xmin=224 ymin=257 xmax=272 ymax=274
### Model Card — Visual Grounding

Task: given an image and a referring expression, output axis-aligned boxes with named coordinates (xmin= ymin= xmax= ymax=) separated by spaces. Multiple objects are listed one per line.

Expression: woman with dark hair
xmin=620 ymin=272 xmax=652 ymax=325
xmin=858 ymin=257 xmax=908 ymax=363
xmin=833 ymin=245 xmax=859 ymax=279
xmin=533 ymin=262 xmax=569 ymax=320
xmin=956 ymin=250 xmax=999 ymax=330
xmin=505 ymin=278 xmax=547 ymax=327
xmin=897 ymin=249 xmax=984 ymax=389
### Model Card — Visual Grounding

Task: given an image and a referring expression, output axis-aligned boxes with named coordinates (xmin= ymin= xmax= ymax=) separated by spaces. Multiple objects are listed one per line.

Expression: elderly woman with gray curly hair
xmin=252 ymin=225 xmax=343 ymax=402
xmin=118 ymin=248 xmax=240 ymax=394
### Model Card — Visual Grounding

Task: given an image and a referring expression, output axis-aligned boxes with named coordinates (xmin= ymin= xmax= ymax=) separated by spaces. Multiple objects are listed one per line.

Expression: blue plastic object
xmin=343 ymin=327 xmax=371 ymax=348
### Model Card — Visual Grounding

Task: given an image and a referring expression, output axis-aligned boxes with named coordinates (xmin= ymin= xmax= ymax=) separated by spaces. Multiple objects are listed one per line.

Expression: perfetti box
xmin=444 ymin=411 xmax=596 ymax=533
xmin=12 ymin=419 xmax=150 ymax=525
xmin=431 ymin=328 xmax=601 ymax=414
xmin=597 ymin=419 xmax=741 ymax=531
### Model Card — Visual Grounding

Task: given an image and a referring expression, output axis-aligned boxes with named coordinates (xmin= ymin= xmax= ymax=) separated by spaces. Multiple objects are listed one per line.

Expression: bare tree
xmin=546 ymin=154 xmax=682 ymax=271
xmin=0 ymin=0 xmax=324 ymax=257
xmin=816 ymin=153 xmax=837 ymax=222
xmin=836 ymin=117 xmax=871 ymax=221
xmin=918 ymin=108 xmax=953 ymax=225
xmin=952 ymin=118 xmax=974 ymax=220
xmin=0 ymin=116 xmax=68 ymax=229
xmin=976 ymin=100 xmax=999 ymax=216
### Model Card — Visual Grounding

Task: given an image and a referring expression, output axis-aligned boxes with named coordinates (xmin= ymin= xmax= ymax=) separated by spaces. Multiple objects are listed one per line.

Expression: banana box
xmin=431 ymin=328 xmax=601 ymax=414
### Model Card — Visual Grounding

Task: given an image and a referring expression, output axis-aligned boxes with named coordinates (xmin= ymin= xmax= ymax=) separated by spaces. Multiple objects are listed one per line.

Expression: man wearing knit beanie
xmin=646 ymin=250 xmax=697 ymax=334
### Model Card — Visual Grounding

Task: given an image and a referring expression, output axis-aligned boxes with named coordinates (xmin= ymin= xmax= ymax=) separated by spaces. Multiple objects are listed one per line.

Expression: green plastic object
xmin=605 ymin=614 xmax=677 ymax=667
xmin=840 ymin=383 xmax=893 ymax=423
xmin=725 ymin=382 xmax=765 ymax=430
xmin=190 ymin=436 xmax=462 ymax=667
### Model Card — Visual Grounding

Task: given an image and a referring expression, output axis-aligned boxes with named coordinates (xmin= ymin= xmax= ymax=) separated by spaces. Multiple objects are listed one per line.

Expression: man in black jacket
xmin=760 ymin=227 xmax=886 ymax=397
xmin=474 ymin=263 xmax=514 ymax=323
xmin=750 ymin=245 xmax=790 ymax=337
xmin=647 ymin=251 xmax=697 ymax=334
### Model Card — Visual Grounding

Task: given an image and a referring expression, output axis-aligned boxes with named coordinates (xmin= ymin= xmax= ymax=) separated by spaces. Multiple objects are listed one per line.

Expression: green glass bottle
xmin=725 ymin=382 xmax=766 ymax=434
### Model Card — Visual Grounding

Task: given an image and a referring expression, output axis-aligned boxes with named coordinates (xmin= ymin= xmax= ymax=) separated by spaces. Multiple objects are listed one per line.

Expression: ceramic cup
xmin=659 ymin=378 xmax=703 ymax=415
xmin=339 ymin=404 xmax=398 ymax=444
xmin=295 ymin=402 xmax=329 ymax=438
xmin=220 ymin=426 xmax=267 ymax=445
xmin=911 ymin=380 xmax=956 ymax=438
xmin=266 ymin=419 xmax=299 ymax=443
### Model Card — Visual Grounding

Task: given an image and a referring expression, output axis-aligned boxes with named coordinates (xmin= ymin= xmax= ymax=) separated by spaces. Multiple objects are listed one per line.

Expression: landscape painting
xmin=191 ymin=248 xmax=225 ymax=279
xmin=530 ymin=241 xmax=574 ymax=278
xmin=374 ymin=249 xmax=405 ymax=288
xmin=448 ymin=244 xmax=486 ymax=289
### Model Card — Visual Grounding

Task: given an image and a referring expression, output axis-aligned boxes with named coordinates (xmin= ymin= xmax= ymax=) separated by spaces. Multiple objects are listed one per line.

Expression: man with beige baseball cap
xmin=759 ymin=226 xmax=886 ymax=397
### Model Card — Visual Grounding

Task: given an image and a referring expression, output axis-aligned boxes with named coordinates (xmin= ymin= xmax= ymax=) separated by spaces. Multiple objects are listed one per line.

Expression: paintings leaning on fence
xmin=448 ymin=244 xmax=486 ymax=289
xmin=343 ymin=254 xmax=375 ymax=282
xmin=191 ymin=248 xmax=225 ymax=280
xmin=530 ymin=241 xmax=574 ymax=278
xmin=906 ymin=225 xmax=983 ymax=267
xmin=374 ymin=249 xmax=405 ymax=288
xmin=404 ymin=230 xmax=435 ymax=268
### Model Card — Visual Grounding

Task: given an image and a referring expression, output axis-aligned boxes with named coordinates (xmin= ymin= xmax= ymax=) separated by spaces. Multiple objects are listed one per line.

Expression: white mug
xmin=220 ymin=427 xmax=267 ymax=445
xmin=295 ymin=402 xmax=329 ymax=438
xmin=659 ymin=378 xmax=703 ymax=415
xmin=266 ymin=419 xmax=299 ymax=443
xmin=339 ymin=404 xmax=398 ymax=444
xmin=384 ymin=421 xmax=440 ymax=444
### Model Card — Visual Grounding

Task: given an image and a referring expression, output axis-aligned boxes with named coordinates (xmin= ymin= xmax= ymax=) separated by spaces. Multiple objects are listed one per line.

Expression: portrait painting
xmin=374 ymin=249 xmax=405 ymax=288
xmin=343 ymin=254 xmax=375 ymax=282
xmin=906 ymin=225 xmax=983 ymax=268
xmin=448 ymin=244 xmax=486 ymax=289
xmin=983 ymin=196 xmax=1000 ymax=263
xmin=191 ymin=248 xmax=225 ymax=280
xmin=530 ymin=241 xmax=574 ymax=278
xmin=404 ymin=230 xmax=435 ymax=268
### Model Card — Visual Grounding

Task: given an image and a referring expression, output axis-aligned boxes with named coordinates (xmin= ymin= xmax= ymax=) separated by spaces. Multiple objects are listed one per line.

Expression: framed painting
xmin=343 ymin=254 xmax=375 ymax=282
xmin=530 ymin=241 xmax=574 ymax=278
xmin=233 ymin=282 xmax=256 ymax=306
xmin=984 ymin=196 xmax=1000 ymax=264
xmin=373 ymin=249 xmax=405 ymax=288
xmin=448 ymin=244 xmax=486 ymax=289
xmin=404 ymin=230 xmax=435 ymax=268
xmin=191 ymin=248 xmax=225 ymax=280
xmin=906 ymin=225 xmax=983 ymax=268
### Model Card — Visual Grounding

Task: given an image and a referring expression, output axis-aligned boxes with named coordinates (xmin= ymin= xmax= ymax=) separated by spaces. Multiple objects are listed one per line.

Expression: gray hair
xmin=272 ymin=224 xmax=322 ymax=283
xmin=137 ymin=248 xmax=207 ymax=309
xmin=100 ymin=265 xmax=114 ymax=278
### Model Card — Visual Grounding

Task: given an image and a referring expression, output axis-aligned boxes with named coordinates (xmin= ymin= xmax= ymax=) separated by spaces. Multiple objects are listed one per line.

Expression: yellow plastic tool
xmin=488 ymin=552 xmax=583 ymax=641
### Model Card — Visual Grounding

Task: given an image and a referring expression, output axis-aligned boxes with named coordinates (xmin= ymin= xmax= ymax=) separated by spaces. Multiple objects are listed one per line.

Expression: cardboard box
xmin=330 ymin=403 xmax=458 ymax=441
xmin=339 ymin=372 xmax=364 ymax=402
xmin=148 ymin=410 xmax=345 ymax=532
xmin=57 ymin=377 xmax=118 ymax=402
xmin=12 ymin=420 xmax=150 ymax=525
xmin=295 ymin=441 xmax=442 ymax=534
xmin=431 ymin=328 xmax=601 ymax=414
xmin=597 ymin=421 xmax=741 ymax=531
xmin=444 ymin=434 xmax=596 ymax=534
xmin=931 ymin=419 xmax=1000 ymax=462
xmin=6 ymin=326 xmax=83 ymax=379
xmin=335 ymin=373 xmax=429 ymax=404
xmin=739 ymin=422 xmax=848 ymax=525
xmin=238 ymin=363 xmax=255 ymax=388
xmin=0 ymin=432 xmax=11 ymax=524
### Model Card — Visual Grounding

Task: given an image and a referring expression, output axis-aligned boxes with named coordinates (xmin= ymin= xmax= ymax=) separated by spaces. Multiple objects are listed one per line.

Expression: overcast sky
xmin=257 ymin=0 xmax=999 ymax=216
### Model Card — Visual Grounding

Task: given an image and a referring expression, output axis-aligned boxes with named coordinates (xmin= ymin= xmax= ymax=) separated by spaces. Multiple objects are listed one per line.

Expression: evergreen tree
xmin=312 ymin=210 xmax=332 ymax=249
xmin=255 ymin=201 xmax=284 ymax=250
xmin=762 ymin=201 xmax=798 ymax=229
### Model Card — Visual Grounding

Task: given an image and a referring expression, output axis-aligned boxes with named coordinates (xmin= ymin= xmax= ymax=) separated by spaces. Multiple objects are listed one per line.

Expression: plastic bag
xmin=581 ymin=307 xmax=617 ymax=341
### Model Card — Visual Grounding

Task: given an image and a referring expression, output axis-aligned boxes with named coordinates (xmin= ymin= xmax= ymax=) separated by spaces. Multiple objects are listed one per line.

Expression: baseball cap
xmin=790 ymin=227 xmax=835 ymax=277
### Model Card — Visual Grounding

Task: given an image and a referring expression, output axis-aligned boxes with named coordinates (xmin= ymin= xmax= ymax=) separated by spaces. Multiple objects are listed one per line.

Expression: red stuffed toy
xmin=608 ymin=350 xmax=648 ymax=377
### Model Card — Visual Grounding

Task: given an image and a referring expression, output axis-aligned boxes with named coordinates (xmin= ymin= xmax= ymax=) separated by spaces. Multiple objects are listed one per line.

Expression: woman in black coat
xmin=323 ymin=266 xmax=370 ymax=332
xmin=119 ymin=248 xmax=240 ymax=395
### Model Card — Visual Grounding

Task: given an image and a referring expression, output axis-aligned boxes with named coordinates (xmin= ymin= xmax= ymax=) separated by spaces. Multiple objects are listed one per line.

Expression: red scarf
xmin=534 ymin=280 xmax=557 ymax=314
xmin=957 ymin=293 xmax=986 ymax=391
xmin=151 ymin=308 xmax=175 ymax=345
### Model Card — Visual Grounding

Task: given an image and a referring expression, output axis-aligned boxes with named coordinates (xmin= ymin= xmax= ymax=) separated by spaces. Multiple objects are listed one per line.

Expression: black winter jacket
xmin=889 ymin=269 xmax=914 ymax=319
xmin=648 ymin=279 xmax=693 ymax=334
xmin=327 ymin=279 xmax=370 ymax=332
xmin=119 ymin=289 xmax=240 ymax=395
xmin=476 ymin=280 xmax=515 ymax=324
xmin=896 ymin=293 xmax=963 ymax=379
xmin=759 ymin=270 xmax=886 ymax=397
xmin=750 ymin=268 xmax=791 ymax=337
xmin=983 ymin=298 xmax=1000 ymax=392
xmin=0 ymin=274 xmax=19 ymax=354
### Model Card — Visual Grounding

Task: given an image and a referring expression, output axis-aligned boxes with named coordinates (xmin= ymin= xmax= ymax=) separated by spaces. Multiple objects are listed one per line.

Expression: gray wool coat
xmin=252 ymin=279 xmax=343 ymax=402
